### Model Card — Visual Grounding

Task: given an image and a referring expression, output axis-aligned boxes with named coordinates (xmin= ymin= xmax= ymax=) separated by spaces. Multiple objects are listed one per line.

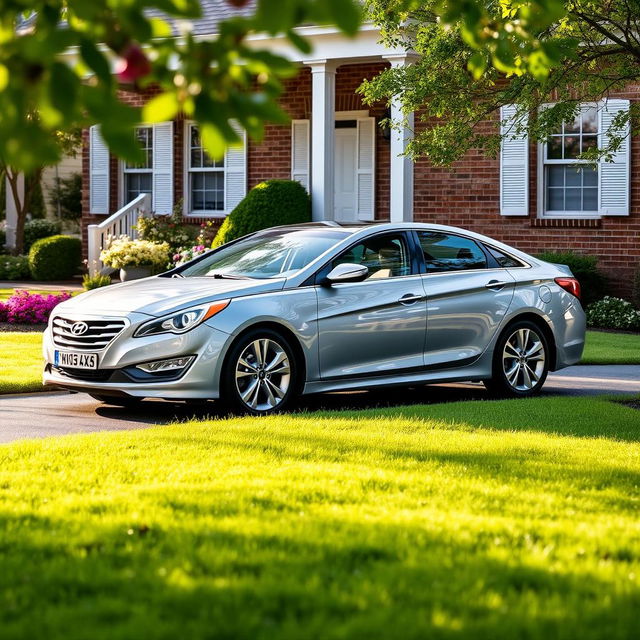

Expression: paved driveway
xmin=1 ymin=365 xmax=639 ymax=444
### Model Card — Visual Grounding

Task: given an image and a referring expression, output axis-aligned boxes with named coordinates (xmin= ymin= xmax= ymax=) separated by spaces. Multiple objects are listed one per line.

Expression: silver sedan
xmin=43 ymin=223 xmax=586 ymax=414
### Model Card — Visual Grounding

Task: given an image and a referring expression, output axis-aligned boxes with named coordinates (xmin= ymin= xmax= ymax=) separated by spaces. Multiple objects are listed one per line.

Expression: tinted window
xmin=486 ymin=245 xmax=525 ymax=268
xmin=332 ymin=233 xmax=411 ymax=279
xmin=417 ymin=231 xmax=487 ymax=273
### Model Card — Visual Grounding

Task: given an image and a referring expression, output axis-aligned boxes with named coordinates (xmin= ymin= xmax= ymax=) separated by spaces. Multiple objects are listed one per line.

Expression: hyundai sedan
xmin=43 ymin=223 xmax=586 ymax=414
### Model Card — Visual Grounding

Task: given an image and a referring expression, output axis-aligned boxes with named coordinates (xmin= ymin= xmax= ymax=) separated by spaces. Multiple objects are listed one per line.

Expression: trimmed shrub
xmin=0 ymin=290 xmax=71 ymax=324
xmin=24 ymin=219 xmax=62 ymax=251
xmin=29 ymin=235 xmax=81 ymax=281
xmin=535 ymin=251 xmax=607 ymax=306
xmin=0 ymin=255 xmax=31 ymax=280
xmin=212 ymin=180 xmax=311 ymax=248
xmin=586 ymin=296 xmax=640 ymax=331
xmin=82 ymin=273 xmax=112 ymax=291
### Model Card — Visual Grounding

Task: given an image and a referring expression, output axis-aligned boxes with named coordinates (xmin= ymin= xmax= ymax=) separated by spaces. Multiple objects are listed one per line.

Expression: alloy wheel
xmin=501 ymin=327 xmax=546 ymax=392
xmin=234 ymin=338 xmax=291 ymax=411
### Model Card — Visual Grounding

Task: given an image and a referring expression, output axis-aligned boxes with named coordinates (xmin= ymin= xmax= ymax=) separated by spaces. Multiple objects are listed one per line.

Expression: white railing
xmin=87 ymin=193 xmax=151 ymax=274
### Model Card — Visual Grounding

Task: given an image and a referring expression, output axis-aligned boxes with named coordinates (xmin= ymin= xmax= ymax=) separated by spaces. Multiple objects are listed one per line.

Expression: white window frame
xmin=537 ymin=103 xmax=601 ymax=219
xmin=121 ymin=126 xmax=153 ymax=207
xmin=183 ymin=121 xmax=227 ymax=218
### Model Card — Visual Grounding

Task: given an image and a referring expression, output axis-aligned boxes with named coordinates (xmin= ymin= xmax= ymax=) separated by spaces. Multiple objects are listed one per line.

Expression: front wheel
xmin=222 ymin=329 xmax=299 ymax=415
xmin=484 ymin=321 xmax=550 ymax=397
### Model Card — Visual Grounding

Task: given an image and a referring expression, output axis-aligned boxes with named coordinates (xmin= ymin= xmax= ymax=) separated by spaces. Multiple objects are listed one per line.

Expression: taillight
xmin=555 ymin=277 xmax=581 ymax=300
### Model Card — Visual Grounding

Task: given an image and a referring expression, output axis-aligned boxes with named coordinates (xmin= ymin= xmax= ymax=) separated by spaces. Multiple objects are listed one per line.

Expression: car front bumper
xmin=42 ymin=312 xmax=232 ymax=399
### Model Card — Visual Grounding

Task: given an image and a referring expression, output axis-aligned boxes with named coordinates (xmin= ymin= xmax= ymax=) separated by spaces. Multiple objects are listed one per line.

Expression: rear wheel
xmin=222 ymin=329 xmax=299 ymax=415
xmin=484 ymin=320 xmax=550 ymax=397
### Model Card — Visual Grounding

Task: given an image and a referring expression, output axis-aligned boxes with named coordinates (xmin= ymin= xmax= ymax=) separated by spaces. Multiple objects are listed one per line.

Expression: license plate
xmin=54 ymin=351 xmax=98 ymax=369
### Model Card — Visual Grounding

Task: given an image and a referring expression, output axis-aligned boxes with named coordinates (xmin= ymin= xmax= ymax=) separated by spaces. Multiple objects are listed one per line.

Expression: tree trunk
xmin=5 ymin=167 xmax=42 ymax=255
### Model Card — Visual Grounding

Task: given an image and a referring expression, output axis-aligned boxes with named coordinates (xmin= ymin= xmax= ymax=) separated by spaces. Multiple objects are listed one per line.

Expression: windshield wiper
xmin=208 ymin=273 xmax=251 ymax=280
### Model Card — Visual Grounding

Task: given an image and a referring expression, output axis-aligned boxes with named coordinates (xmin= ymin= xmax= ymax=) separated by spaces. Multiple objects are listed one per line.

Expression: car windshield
xmin=178 ymin=229 xmax=349 ymax=279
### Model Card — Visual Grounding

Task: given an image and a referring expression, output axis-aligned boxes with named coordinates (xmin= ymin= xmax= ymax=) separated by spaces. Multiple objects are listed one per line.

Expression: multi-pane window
xmin=544 ymin=106 xmax=598 ymax=214
xmin=188 ymin=124 xmax=225 ymax=213
xmin=124 ymin=127 xmax=153 ymax=203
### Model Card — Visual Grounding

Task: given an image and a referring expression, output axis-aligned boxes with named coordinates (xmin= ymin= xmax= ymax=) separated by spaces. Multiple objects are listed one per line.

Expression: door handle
xmin=398 ymin=293 xmax=424 ymax=305
xmin=485 ymin=280 xmax=509 ymax=291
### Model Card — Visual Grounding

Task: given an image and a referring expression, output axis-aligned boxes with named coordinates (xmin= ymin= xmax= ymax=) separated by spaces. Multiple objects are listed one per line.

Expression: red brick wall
xmin=411 ymin=89 xmax=640 ymax=297
xmin=81 ymin=71 xmax=640 ymax=296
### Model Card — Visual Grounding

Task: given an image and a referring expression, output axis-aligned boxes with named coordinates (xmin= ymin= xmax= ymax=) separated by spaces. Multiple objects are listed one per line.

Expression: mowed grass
xmin=0 ymin=332 xmax=43 ymax=393
xmin=1 ymin=395 xmax=639 ymax=639
xmin=582 ymin=330 xmax=640 ymax=365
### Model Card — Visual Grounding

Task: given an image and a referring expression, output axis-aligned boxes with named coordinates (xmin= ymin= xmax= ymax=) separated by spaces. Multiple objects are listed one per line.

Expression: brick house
xmin=82 ymin=1 xmax=639 ymax=295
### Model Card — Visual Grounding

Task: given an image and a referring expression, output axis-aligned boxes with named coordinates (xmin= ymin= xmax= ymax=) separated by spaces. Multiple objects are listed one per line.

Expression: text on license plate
xmin=54 ymin=351 xmax=98 ymax=369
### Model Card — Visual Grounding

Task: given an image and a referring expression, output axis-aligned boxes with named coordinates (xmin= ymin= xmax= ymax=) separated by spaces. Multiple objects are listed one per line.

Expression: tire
xmin=484 ymin=320 xmax=550 ymax=398
xmin=221 ymin=328 xmax=299 ymax=415
xmin=90 ymin=394 xmax=143 ymax=408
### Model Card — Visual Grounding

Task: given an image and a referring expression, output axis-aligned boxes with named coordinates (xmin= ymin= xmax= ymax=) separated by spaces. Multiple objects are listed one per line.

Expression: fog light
xmin=136 ymin=356 xmax=195 ymax=373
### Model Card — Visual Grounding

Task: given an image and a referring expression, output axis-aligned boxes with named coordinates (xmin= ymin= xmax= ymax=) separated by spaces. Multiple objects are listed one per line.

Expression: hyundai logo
xmin=70 ymin=322 xmax=89 ymax=336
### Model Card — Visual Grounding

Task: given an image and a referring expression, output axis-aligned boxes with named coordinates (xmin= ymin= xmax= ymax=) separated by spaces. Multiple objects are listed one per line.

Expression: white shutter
xmin=152 ymin=122 xmax=173 ymax=215
xmin=224 ymin=123 xmax=247 ymax=213
xmin=356 ymin=117 xmax=375 ymax=221
xmin=599 ymin=99 xmax=630 ymax=216
xmin=89 ymin=125 xmax=109 ymax=214
xmin=291 ymin=119 xmax=310 ymax=191
xmin=500 ymin=104 xmax=529 ymax=216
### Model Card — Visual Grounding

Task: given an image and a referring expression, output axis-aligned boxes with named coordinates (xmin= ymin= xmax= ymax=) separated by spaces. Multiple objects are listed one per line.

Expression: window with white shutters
xmin=500 ymin=104 xmax=529 ymax=216
xmin=537 ymin=100 xmax=630 ymax=217
xmin=89 ymin=125 xmax=110 ymax=214
xmin=185 ymin=121 xmax=246 ymax=217
xmin=123 ymin=126 xmax=153 ymax=204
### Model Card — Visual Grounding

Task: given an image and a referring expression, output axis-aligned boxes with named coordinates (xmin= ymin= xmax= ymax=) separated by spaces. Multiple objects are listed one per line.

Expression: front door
xmin=334 ymin=127 xmax=358 ymax=222
xmin=316 ymin=232 xmax=427 ymax=379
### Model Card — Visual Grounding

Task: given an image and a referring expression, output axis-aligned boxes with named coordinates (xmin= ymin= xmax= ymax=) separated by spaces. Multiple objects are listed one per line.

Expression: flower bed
xmin=0 ymin=290 xmax=71 ymax=325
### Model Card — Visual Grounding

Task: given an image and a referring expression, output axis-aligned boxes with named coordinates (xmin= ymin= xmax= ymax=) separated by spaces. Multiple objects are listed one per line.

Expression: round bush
xmin=24 ymin=219 xmax=62 ymax=251
xmin=586 ymin=296 xmax=640 ymax=331
xmin=212 ymin=180 xmax=311 ymax=248
xmin=29 ymin=235 xmax=82 ymax=281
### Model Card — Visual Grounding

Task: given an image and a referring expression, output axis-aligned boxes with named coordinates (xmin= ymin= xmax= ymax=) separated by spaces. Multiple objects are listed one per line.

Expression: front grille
xmin=52 ymin=366 xmax=114 ymax=382
xmin=52 ymin=316 xmax=127 ymax=350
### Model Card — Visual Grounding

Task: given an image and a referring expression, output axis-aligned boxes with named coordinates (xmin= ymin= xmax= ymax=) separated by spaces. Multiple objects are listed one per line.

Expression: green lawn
xmin=0 ymin=332 xmax=43 ymax=394
xmin=582 ymin=330 xmax=640 ymax=364
xmin=1 ymin=395 xmax=639 ymax=639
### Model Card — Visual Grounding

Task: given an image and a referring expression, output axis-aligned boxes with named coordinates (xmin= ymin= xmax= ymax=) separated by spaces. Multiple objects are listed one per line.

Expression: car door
xmin=415 ymin=230 xmax=515 ymax=369
xmin=315 ymin=231 xmax=427 ymax=379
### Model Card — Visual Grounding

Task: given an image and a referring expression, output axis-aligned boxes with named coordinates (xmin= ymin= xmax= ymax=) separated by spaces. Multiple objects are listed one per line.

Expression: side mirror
xmin=324 ymin=263 xmax=369 ymax=285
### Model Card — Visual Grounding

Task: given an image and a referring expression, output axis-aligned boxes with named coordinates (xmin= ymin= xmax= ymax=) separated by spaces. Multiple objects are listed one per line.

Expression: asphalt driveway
xmin=0 ymin=365 xmax=639 ymax=444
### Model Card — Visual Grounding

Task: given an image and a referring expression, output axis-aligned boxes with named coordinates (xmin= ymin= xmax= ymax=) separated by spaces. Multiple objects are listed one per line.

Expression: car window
xmin=417 ymin=231 xmax=487 ymax=273
xmin=332 ymin=233 xmax=411 ymax=279
xmin=486 ymin=245 xmax=526 ymax=268
xmin=179 ymin=229 xmax=348 ymax=279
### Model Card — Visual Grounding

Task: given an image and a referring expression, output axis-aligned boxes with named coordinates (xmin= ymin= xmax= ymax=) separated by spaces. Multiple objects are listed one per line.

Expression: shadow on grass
xmin=1 ymin=509 xmax=638 ymax=640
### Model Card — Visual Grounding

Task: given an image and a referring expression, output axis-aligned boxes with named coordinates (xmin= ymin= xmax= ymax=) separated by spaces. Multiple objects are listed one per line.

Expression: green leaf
xmin=49 ymin=62 xmax=78 ymax=118
xmin=0 ymin=64 xmax=8 ymax=91
xmin=149 ymin=17 xmax=173 ymax=38
xmin=326 ymin=0 xmax=361 ymax=36
xmin=467 ymin=51 xmax=487 ymax=80
xmin=200 ymin=123 xmax=227 ymax=161
xmin=286 ymin=30 xmax=312 ymax=55
xmin=79 ymin=39 xmax=112 ymax=85
xmin=142 ymin=92 xmax=179 ymax=123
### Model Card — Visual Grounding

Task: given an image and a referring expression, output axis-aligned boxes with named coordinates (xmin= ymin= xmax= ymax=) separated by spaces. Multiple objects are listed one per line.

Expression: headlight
xmin=134 ymin=300 xmax=230 ymax=337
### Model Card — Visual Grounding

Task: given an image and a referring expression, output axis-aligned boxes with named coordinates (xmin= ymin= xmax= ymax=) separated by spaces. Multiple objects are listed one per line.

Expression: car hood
xmin=56 ymin=276 xmax=286 ymax=317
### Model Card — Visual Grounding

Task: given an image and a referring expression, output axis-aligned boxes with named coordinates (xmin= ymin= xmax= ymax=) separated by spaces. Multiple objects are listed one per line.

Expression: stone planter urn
xmin=119 ymin=266 xmax=152 ymax=281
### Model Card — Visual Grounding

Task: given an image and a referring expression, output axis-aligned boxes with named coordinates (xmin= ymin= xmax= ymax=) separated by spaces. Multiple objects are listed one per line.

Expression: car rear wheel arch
xmin=503 ymin=312 xmax=557 ymax=371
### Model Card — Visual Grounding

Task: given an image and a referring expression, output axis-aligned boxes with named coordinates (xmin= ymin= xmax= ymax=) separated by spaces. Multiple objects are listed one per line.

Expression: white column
xmin=384 ymin=55 xmax=415 ymax=222
xmin=4 ymin=172 xmax=23 ymax=250
xmin=308 ymin=60 xmax=336 ymax=222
